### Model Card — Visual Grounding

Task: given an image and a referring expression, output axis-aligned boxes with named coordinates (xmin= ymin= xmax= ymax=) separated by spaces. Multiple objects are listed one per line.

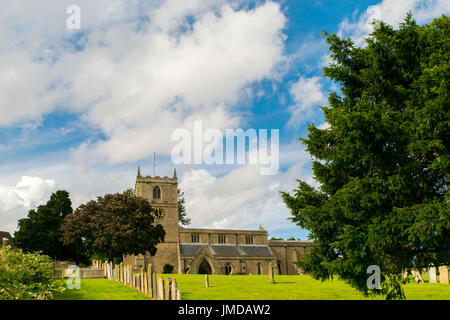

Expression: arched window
xmin=153 ymin=186 xmax=161 ymax=199
xmin=225 ymin=263 xmax=233 ymax=275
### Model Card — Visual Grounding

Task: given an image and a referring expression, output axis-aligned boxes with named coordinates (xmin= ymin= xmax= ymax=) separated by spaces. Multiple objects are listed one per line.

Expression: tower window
xmin=245 ymin=235 xmax=253 ymax=244
xmin=218 ymin=234 xmax=226 ymax=244
xmin=153 ymin=186 xmax=161 ymax=199
xmin=191 ymin=233 xmax=199 ymax=243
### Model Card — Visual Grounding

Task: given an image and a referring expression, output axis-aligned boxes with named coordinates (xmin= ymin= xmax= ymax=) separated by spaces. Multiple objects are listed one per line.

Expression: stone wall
xmin=180 ymin=256 xmax=276 ymax=275
xmin=268 ymin=240 xmax=313 ymax=275
xmin=179 ymin=227 xmax=268 ymax=245
xmin=125 ymin=171 xmax=180 ymax=273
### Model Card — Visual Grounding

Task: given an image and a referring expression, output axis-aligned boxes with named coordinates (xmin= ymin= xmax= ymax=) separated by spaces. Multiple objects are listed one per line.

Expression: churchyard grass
xmin=52 ymin=278 xmax=150 ymax=300
xmin=159 ymin=274 xmax=450 ymax=300
xmin=52 ymin=274 xmax=449 ymax=300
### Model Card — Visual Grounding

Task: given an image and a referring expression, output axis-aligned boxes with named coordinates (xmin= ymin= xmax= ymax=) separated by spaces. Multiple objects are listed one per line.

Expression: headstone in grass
xmin=148 ymin=274 xmax=152 ymax=297
xmin=172 ymin=278 xmax=177 ymax=300
xmin=176 ymin=289 xmax=182 ymax=300
xmin=439 ymin=266 xmax=449 ymax=284
xmin=268 ymin=262 xmax=274 ymax=283
xmin=402 ymin=270 xmax=409 ymax=281
xmin=143 ymin=273 xmax=148 ymax=294
xmin=429 ymin=267 xmax=437 ymax=283
xmin=165 ymin=277 xmax=171 ymax=300
xmin=205 ymin=274 xmax=209 ymax=288
xmin=140 ymin=267 xmax=144 ymax=291
xmin=157 ymin=276 xmax=164 ymax=300
xmin=412 ymin=269 xmax=424 ymax=283
xmin=152 ymin=272 xmax=157 ymax=298
xmin=129 ymin=266 xmax=133 ymax=286
xmin=148 ymin=263 xmax=152 ymax=277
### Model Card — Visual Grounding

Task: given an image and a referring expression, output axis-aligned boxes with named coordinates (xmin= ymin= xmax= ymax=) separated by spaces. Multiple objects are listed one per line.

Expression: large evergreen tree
xmin=12 ymin=190 xmax=87 ymax=264
xmin=282 ymin=14 xmax=449 ymax=299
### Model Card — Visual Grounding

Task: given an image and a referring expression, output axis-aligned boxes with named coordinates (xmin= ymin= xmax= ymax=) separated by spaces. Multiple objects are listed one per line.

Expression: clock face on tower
xmin=152 ymin=207 xmax=165 ymax=218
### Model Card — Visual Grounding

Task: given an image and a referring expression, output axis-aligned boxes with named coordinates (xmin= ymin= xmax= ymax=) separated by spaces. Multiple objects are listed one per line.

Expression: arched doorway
xmin=198 ymin=259 xmax=212 ymax=274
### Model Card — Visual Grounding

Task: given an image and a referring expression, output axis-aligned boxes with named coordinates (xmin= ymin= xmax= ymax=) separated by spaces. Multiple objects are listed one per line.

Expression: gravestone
xmin=165 ymin=277 xmax=171 ymax=300
xmin=402 ymin=270 xmax=409 ymax=281
xmin=205 ymin=274 xmax=209 ymax=288
xmin=140 ymin=268 xmax=144 ymax=291
xmin=152 ymin=272 xmax=157 ymax=298
xmin=143 ymin=273 xmax=148 ymax=294
xmin=439 ymin=266 xmax=449 ymax=284
xmin=146 ymin=264 xmax=152 ymax=297
xmin=412 ymin=269 xmax=424 ymax=283
xmin=176 ymin=289 xmax=182 ymax=300
xmin=429 ymin=267 xmax=437 ymax=283
xmin=268 ymin=262 xmax=274 ymax=283
xmin=157 ymin=276 xmax=164 ymax=300
xmin=172 ymin=279 xmax=177 ymax=300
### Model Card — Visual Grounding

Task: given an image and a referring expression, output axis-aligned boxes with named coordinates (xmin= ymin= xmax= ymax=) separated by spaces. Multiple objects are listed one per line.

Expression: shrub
xmin=0 ymin=242 xmax=64 ymax=300
xmin=163 ymin=264 xmax=174 ymax=274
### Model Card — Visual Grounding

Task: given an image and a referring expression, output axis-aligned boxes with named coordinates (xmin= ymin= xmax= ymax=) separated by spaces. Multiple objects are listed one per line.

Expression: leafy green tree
xmin=282 ymin=14 xmax=449 ymax=300
xmin=123 ymin=188 xmax=135 ymax=197
xmin=61 ymin=193 xmax=165 ymax=262
xmin=0 ymin=242 xmax=63 ymax=300
xmin=178 ymin=189 xmax=191 ymax=226
xmin=12 ymin=190 xmax=87 ymax=264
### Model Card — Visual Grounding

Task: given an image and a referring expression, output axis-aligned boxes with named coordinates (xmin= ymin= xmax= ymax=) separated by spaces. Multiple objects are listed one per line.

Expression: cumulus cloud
xmin=339 ymin=0 xmax=450 ymax=45
xmin=179 ymin=142 xmax=314 ymax=238
xmin=288 ymin=76 xmax=327 ymax=127
xmin=0 ymin=0 xmax=287 ymax=165
xmin=315 ymin=0 xmax=450 ymax=70
xmin=0 ymin=176 xmax=57 ymax=233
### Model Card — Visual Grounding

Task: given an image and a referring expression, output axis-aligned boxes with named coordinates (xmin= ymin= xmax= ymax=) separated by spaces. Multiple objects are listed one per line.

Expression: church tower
xmin=132 ymin=167 xmax=179 ymax=273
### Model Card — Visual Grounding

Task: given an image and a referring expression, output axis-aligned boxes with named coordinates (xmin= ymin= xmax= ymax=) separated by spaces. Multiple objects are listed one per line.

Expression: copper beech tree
xmin=61 ymin=193 xmax=165 ymax=262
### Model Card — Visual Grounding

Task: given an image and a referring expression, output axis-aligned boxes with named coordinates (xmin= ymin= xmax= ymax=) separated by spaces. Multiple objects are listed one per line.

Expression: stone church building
xmin=124 ymin=169 xmax=313 ymax=275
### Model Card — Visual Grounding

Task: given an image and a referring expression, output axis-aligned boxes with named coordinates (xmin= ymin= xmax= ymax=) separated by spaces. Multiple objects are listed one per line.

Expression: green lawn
xmin=52 ymin=275 xmax=450 ymax=300
xmin=159 ymin=274 xmax=450 ymax=300
xmin=52 ymin=278 xmax=150 ymax=300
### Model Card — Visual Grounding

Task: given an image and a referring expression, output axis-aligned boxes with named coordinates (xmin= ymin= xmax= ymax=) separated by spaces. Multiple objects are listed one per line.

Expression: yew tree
xmin=61 ymin=193 xmax=165 ymax=262
xmin=282 ymin=14 xmax=449 ymax=299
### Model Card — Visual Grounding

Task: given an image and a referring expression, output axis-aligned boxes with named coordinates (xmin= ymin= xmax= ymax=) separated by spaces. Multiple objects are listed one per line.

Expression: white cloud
xmin=288 ymin=76 xmax=327 ymax=127
xmin=317 ymin=121 xmax=330 ymax=130
xmin=339 ymin=0 xmax=450 ymax=45
xmin=0 ymin=176 xmax=57 ymax=233
xmin=179 ymin=142 xmax=314 ymax=238
xmin=0 ymin=1 xmax=318 ymax=238
xmin=0 ymin=0 xmax=287 ymax=165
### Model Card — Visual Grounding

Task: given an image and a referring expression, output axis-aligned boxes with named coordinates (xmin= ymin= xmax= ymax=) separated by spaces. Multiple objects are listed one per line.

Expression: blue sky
xmin=0 ymin=0 xmax=449 ymax=238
